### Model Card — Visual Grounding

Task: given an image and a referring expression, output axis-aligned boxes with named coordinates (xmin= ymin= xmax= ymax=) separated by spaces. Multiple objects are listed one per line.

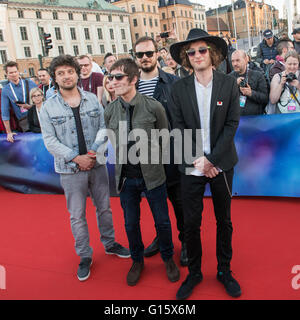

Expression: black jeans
xmin=120 ymin=178 xmax=174 ymax=262
xmin=181 ymin=169 xmax=234 ymax=275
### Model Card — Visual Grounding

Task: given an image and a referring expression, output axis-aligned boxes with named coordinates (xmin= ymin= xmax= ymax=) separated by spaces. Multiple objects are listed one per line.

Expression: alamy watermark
xmin=0 ymin=265 xmax=6 ymax=290
xmin=291 ymin=265 xmax=300 ymax=290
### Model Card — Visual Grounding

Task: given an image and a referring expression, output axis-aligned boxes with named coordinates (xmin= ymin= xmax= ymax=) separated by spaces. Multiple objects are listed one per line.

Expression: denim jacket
xmin=39 ymin=87 xmax=106 ymax=174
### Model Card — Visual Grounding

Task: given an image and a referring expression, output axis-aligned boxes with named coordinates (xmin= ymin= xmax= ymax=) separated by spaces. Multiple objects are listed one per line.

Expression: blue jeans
xmin=120 ymin=178 xmax=174 ymax=262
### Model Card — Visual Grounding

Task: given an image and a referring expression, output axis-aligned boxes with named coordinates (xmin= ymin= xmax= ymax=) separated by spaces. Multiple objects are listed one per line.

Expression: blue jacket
xmin=39 ymin=87 xmax=107 ymax=174
xmin=256 ymin=38 xmax=279 ymax=67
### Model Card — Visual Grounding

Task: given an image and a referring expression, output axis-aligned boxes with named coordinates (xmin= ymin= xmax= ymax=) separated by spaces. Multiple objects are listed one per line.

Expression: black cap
xmin=292 ymin=28 xmax=300 ymax=35
xmin=263 ymin=29 xmax=273 ymax=39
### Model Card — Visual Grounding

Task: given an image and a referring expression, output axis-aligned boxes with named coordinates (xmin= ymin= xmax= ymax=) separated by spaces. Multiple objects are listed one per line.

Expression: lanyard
xmin=79 ymin=75 xmax=92 ymax=92
xmin=9 ymin=79 xmax=25 ymax=103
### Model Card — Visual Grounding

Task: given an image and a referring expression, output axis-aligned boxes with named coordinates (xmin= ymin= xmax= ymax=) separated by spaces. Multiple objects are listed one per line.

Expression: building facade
xmin=206 ymin=0 xmax=279 ymax=40
xmin=0 ymin=0 xmax=132 ymax=79
xmin=110 ymin=0 xmax=161 ymax=43
xmin=191 ymin=1 xmax=206 ymax=31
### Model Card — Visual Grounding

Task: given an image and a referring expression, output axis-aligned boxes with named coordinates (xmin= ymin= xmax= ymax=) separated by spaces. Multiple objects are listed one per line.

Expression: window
xmin=58 ymin=46 xmax=64 ymax=55
xmin=112 ymin=44 xmax=116 ymax=54
xmin=83 ymin=13 xmax=87 ymax=21
xmin=53 ymin=11 xmax=58 ymax=20
xmin=24 ymin=47 xmax=32 ymax=58
xmin=68 ymin=12 xmax=73 ymax=20
xmin=84 ymin=28 xmax=90 ymax=40
xmin=87 ymin=45 xmax=93 ymax=54
xmin=110 ymin=29 xmax=114 ymax=40
xmin=133 ymin=19 xmax=137 ymax=27
xmin=163 ymin=24 xmax=167 ymax=31
xmin=123 ymin=44 xmax=128 ymax=53
xmin=96 ymin=13 xmax=100 ymax=22
xmin=144 ymin=18 xmax=146 ymax=26
xmin=120 ymin=15 xmax=124 ymax=23
xmin=97 ymin=28 xmax=103 ymax=40
xmin=20 ymin=27 xmax=28 ymax=41
xmin=0 ymin=50 xmax=8 ymax=64
xmin=73 ymin=45 xmax=79 ymax=56
xmin=135 ymin=33 xmax=139 ymax=40
xmin=108 ymin=14 xmax=112 ymax=22
xmin=55 ymin=27 xmax=62 ymax=40
xmin=162 ymin=12 xmax=166 ymax=19
xmin=149 ymin=18 xmax=153 ymax=28
xmin=172 ymin=11 xmax=175 ymax=17
xmin=0 ymin=30 xmax=4 ymax=42
xmin=29 ymin=68 xmax=35 ymax=77
xmin=155 ymin=19 xmax=158 ymax=27
xmin=17 ymin=10 xmax=24 ymax=18
xmin=121 ymin=29 xmax=126 ymax=40
xmin=70 ymin=27 xmax=76 ymax=40
xmin=142 ymin=4 xmax=145 ymax=12
xmin=148 ymin=5 xmax=150 ymax=12
xmin=153 ymin=6 xmax=156 ymax=13
xmin=131 ymin=5 xmax=136 ymax=13
xmin=100 ymin=44 xmax=105 ymax=54
xmin=36 ymin=11 xmax=42 ymax=19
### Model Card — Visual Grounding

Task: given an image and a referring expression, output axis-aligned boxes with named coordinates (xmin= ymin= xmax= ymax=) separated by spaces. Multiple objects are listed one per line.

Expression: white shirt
xmin=190 ymin=76 xmax=212 ymax=177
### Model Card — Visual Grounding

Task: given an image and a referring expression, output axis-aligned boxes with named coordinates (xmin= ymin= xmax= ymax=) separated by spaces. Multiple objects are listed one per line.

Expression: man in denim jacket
xmin=39 ymin=55 xmax=129 ymax=282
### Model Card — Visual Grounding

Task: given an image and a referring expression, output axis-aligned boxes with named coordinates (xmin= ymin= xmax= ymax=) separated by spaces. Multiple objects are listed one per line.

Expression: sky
xmin=195 ymin=0 xmax=285 ymax=18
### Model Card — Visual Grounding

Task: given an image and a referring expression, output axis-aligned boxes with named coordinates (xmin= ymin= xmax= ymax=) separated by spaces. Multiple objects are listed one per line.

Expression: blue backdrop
xmin=0 ymin=114 xmax=300 ymax=197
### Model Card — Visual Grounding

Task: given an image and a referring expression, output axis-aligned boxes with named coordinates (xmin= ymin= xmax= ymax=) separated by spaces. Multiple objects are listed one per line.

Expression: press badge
xmin=240 ymin=95 xmax=247 ymax=108
xmin=288 ymin=100 xmax=296 ymax=112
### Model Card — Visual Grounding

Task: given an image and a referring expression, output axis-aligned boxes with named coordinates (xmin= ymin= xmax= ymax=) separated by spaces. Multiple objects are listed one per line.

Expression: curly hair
xmin=180 ymin=41 xmax=224 ymax=70
xmin=49 ymin=55 xmax=81 ymax=89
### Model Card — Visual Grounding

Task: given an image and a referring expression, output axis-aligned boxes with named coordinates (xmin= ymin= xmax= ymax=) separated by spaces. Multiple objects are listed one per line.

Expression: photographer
xmin=270 ymin=51 xmax=300 ymax=114
xmin=230 ymin=50 xmax=269 ymax=115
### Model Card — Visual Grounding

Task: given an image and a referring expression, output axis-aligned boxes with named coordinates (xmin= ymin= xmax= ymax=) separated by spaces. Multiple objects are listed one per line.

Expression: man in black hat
xmin=256 ymin=29 xmax=279 ymax=72
xmin=292 ymin=28 xmax=300 ymax=54
xmin=169 ymin=28 xmax=241 ymax=300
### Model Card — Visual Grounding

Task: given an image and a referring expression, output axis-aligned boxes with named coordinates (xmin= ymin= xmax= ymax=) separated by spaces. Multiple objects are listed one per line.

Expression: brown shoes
xmin=127 ymin=261 xmax=144 ymax=286
xmin=164 ymin=258 xmax=180 ymax=282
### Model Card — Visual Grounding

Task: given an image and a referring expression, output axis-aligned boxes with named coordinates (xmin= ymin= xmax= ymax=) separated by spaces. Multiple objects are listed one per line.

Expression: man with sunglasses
xmin=169 ymin=29 xmax=241 ymax=299
xmin=104 ymin=58 xmax=180 ymax=286
xmin=77 ymin=55 xmax=104 ymax=103
xmin=134 ymin=36 xmax=187 ymax=268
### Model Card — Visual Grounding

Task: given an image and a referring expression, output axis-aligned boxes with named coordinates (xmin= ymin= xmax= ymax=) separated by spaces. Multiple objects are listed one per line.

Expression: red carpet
xmin=0 ymin=186 xmax=299 ymax=300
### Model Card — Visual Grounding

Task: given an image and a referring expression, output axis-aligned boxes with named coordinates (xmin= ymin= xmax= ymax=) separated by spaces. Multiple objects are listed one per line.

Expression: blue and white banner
xmin=0 ymin=114 xmax=300 ymax=197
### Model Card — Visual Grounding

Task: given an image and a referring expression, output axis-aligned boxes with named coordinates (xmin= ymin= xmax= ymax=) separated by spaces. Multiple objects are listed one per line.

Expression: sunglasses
xmin=186 ymin=46 xmax=210 ymax=57
xmin=107 ymin=73 xmax=128 ymax=81
xmin=79 ymin=63 xmax=90 ymax=68
xmin=135 ymin=51 xmax=156 ymax=59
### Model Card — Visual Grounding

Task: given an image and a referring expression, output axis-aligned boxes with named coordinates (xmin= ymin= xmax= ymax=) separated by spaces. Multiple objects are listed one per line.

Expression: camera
xmin=286 ymin=73 xmax=297 ymax=83
xmin=240 ymin=79 xmax=248 ymax=88
xmin=160 ymin=32 xmax=169 ymax=39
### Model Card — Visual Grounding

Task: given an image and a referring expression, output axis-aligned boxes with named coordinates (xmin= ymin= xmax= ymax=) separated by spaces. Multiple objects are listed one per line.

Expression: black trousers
xmin=167 ymin=182 xmax=184 ymax=243
xmin=181 ymin=169 xmax=234 ymax=275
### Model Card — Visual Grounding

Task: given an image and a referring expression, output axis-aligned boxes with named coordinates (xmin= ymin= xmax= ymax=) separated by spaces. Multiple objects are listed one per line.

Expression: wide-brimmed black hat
xmin=170 ymin=28 xmax=228 ymax=65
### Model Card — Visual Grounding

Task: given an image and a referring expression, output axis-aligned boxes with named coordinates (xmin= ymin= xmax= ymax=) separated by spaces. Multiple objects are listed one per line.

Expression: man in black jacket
xmin=169 ymin=28 xmax=241 ymax=300
xmin=134 ymin=36 xmax=187 ymax=267
xmin=231 ymin=50 xmax=269 ymax=115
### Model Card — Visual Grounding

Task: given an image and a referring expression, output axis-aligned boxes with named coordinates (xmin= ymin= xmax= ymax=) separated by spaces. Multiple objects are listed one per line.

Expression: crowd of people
xmin=0 ymin=27 xmax=300 ymax=300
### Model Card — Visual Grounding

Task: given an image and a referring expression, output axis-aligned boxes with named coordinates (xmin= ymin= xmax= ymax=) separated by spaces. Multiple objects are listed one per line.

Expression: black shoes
xmin=164 ymin=258 xmax=180 ymax=282
xmin=127 ymin=261 xmax=144 ymax=286
xmin=180 ymin=242 xmax=188 ymax=267
xmin=176 ymin=273 xmax=203 ymax=300
xmin=144 ymin=236 xmax=159 ymax=257
xmin=217 ymin=271 xmax=242 ymax=297
xmin=77 ymin=257 xmax=92 ymax=281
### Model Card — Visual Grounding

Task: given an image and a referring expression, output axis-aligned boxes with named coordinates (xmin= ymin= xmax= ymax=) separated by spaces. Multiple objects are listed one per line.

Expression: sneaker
xmin=127 ymin=261 xmax=144 ymax=286
xmin=217 ymin=271 xmax=242 ymax=298
xmin=105 ymin=242 xmax=131 ymax=258
xmin=77 ymin=257 xmax=92 ymax=282
xmin=144 ymin=236 xmax=159 ymax=257
xmin=176 ymin=273 xmax=203 ymax=300
xmin=164 ymin=258 xmax=180 ymax=282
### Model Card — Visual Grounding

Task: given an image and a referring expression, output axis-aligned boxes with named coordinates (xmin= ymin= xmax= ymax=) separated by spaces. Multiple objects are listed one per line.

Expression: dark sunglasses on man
xmin=186 ymin=46 xmax=210 ymax=57
xmin=107 ymin=73 xmax=128 ymax=81
xmin=135 ymin=51 xmax=156 ymax=59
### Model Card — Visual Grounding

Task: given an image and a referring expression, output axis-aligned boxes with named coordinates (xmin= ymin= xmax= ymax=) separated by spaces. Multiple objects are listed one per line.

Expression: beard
xmin=59 ymin=82 xmax=77 ymax=91
xmin=140 ymin=61 xmax=157 ymax=73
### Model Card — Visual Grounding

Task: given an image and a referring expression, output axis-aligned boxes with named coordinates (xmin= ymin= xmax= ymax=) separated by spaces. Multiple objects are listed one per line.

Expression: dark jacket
xmin=256 ymin=37 xmax=279 ymax=68
xmin=28 ymin=105 xmax=41 ymax=133
xmin=230 ymin=69 xmax=269 ymax=116
xmin=269 ymin=61 xmax=285 ymax=81
xmin=169 ymin=70 xmax=240 ymax=173
xmin=138 ymin=68 xmax=180 ymax=187
xmin=218 ymin=45 xmax=236 ymax=74
xmin=104 ymin=92 xmax=169 ymax=192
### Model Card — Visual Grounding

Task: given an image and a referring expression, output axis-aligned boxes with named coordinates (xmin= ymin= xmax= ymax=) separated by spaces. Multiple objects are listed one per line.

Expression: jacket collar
xmin=57 ymin=86 xmax=88 ymax=108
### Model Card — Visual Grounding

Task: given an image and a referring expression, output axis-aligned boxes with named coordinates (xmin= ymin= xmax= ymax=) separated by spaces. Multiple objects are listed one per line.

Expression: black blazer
xmin=169 ymin=70 xmax=240 ymax=173
xmin=28 ymin=105 xmax=41 ymax=133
